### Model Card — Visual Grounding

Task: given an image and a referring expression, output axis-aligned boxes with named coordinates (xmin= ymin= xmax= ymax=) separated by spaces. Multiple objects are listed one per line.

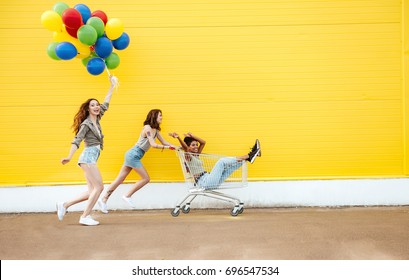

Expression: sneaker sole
xmin=79 ymin=222 xmax=99 ymax=226
xmin=256 ymin=139 xmax=261 ymax=156
xmin=250 ymin=149 xmax=261 ymax=164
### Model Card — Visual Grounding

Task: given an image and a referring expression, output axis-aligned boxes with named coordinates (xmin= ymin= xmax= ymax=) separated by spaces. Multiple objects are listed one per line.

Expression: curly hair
xmin=183 ymin=136 xmax=195 ymax=146
xmin=143 ymin=109 xmax=162 ymax=130
xmin=72 ymin=98 xmax=99 ymax=134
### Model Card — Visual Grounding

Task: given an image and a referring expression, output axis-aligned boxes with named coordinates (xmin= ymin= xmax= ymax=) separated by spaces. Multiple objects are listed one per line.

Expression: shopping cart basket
xmin=171 ymin=150 xmax=248 ymax=217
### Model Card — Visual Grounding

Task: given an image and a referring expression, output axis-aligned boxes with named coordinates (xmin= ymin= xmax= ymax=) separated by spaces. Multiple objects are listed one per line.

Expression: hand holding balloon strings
xmin=109 ymin=74 xmax=119 ymax=90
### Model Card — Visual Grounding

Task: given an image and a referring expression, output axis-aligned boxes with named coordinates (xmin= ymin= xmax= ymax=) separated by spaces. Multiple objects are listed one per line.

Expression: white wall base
xmin=1 ymin=179 xmax=409 ymax=213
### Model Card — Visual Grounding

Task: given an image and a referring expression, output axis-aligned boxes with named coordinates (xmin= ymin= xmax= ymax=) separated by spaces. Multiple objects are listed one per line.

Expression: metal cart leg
xmin=171 ymin=193 xmax=197 ymax=217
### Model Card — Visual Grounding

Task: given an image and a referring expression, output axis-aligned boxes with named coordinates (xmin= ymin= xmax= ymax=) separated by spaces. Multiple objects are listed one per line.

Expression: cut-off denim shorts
xmin=78 ymin=145 xmax=101 ymax=166
xmin=124 ymin=146 xmax=145 ymax=168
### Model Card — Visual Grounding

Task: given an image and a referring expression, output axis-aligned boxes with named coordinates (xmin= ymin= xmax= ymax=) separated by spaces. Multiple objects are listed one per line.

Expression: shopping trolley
xmin=171 ymin=150 xmax=248 ymax=217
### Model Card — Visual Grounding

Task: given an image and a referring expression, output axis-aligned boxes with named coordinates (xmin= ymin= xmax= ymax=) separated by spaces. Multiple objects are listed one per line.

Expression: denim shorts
xmin=124 ymin=146 xmax=145 ymax=168
xmin=78 ymin=145 xmax=100 ymax=166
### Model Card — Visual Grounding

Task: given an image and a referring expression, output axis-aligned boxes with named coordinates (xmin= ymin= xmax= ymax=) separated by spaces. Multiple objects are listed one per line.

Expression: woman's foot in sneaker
xmin=247 ymin=148 xmax=261 ymax=164
xmin=122 ymin=195 xmax=136 ymax=208
xmin=98 ymin=198 xmax=108 ymax=214
xmin=250 ymin=140 xmax=261 ymax=157
xmin=56 ymin=202 xmax=66 ymax=221
xmin=79 ymin=215 xmax=99 ymax=226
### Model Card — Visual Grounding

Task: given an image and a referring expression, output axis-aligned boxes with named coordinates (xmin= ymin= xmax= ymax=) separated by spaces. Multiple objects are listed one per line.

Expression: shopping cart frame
xmin=171 ymin=150 xmax=248 ymax=217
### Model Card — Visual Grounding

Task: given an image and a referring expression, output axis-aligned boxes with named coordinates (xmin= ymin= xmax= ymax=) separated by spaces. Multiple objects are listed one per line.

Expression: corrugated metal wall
xmin=0 ymin=0 xmax=407 ymax=186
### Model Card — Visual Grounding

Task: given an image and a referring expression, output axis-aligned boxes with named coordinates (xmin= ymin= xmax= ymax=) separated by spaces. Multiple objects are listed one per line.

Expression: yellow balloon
xmin=53 ymin=29 xmax=72 ymax=42
xmin=76 ymin=43 xmax=91 ymax=59
xmin=54 ymin=28 xmax=80 ymax=46
xmin=41 ymin=10 xmax=63 ymax=32
xmin=105 ymin=18 xmax=124 ymax=40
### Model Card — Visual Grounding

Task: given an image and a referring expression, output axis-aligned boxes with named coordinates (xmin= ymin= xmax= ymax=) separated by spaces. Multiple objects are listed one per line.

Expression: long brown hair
xmin=72 ymin=98 xmax=99 ymax=134
xmin=143 ymin=109 xmax=162 ymax=130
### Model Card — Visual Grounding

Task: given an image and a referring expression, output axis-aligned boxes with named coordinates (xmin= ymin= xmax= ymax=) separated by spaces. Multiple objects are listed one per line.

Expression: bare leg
xmin=80 ymin=164 xmax=104 ymax=218
xmin=102 ymin=165 xmax=132 ymax=203
xmin=62 ymin=175 xmax=92 ymax=209
xmin=236 ymin=155 xmax=249 ymax=161
xmin=124 ymin=166 xmax=150 ymax=198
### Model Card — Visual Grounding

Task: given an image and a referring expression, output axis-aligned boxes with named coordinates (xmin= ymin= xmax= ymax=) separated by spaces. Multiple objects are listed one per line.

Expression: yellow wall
xmin=0 ymin=0 xmax=408 ymax=186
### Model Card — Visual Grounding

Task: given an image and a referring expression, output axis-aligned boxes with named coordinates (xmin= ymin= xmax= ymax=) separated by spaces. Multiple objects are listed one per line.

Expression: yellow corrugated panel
xmin=0 ymin=0 xmax=407 ymax=186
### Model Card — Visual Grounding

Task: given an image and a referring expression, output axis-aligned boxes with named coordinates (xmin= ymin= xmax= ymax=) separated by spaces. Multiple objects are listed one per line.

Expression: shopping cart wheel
xmin=230 ymin=208 xmax=239 ymax=217
xmin=182 ymin=204 xmax=191 ymax=214
xmin=238 ymin=203 xmax=244 ymax=214
xmin=171 ymin=208 xmax=180 ymax=217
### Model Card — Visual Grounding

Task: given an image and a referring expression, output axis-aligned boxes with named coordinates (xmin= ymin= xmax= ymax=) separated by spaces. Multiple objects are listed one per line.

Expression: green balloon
xmin=81 ymin=53 xmax=97 ymax=67
xmin=77 ymin=25 xmax=97 ymax=46
xmin=86 ymin=17 xmax=105 ymax=38
xmin=52 ymin=2 xmax=69 ymax=16
xmin=47 ymin=42 xmax=61 ymax=60
xmin=105 ymin=52 xmax=120 ymax=69
xmin=81 ymin=56 xmax=91 ymax=67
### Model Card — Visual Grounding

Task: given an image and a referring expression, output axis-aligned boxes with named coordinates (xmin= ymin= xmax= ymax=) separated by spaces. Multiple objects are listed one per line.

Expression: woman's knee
xmin=89 ymin=180 xmax=104 ymax=193
xmin=143 ymin=177 xmax=150 ymax=184
xmin=95 ymin=184 xmax=104 ymax=193
xmin=138 ymin=176 xmax=150 ymax=186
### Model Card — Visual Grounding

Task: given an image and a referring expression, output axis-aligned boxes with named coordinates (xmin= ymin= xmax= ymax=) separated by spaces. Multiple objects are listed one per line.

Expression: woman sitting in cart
xmin=169 ymin=132 xmax=261 ymax=189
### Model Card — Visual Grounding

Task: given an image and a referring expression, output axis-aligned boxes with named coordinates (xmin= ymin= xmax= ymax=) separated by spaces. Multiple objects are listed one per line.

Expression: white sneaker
xmin=98 ymin=198 xmax=108 ymax=214
xmin=79 ymin=215 xmax=99 ymax=226
xmin=56 ymin=202 xmax=66 ymax=221
xmin=122 ymin=195 xmax=136 ymax=208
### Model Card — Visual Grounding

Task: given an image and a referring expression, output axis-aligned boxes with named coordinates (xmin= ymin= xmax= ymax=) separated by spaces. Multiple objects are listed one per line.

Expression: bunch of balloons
xmin=41 ymin=2 xmax=130 ymax=76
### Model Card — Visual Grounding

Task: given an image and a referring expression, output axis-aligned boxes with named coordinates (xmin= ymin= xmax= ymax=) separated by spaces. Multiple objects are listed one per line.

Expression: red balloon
xmin=62 ymin=8 xmax=83 ymax=29
xmin=65 ymin=25 xmax=80 ymax=38
xmin=91 ymin=10 xmax=108 ymax=25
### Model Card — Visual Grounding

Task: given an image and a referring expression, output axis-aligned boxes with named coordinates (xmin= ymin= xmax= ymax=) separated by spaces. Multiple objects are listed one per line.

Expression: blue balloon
xmin=87 ymin=57 xmax=105 ymax=75
xmin=94 ymin=37 xmax=113 ymax=58
xmin=74 ymin=4 xmax=91 ymax=24
xmin=55 ymin=42 xmax=77 ymax=60
xmin=112 ymin=32 xmax=130 ymax=50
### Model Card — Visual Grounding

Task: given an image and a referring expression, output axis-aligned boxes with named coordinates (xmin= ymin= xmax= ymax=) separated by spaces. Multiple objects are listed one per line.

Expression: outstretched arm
xmin=61 ymin=144 xmax=78 ymax=165
xmin=103 ymin=75 xmax=118 ymax=104
xmin=144 ymin=126 xmax=176 ymax=150
xmin=63 ymin=125 xmax=89 ymax=164
xmin=157 ymin=132 xmax=177 ymax=150
xmin=169 ymin=132 xmax=188 ymax=151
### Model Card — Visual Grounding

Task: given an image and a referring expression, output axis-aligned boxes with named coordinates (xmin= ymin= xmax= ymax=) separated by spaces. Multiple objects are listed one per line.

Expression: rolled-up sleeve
xmin=71 ymin=124 xmax=89 ymax=148
xmin=99 ymin=102 xmax=109 ymax=117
